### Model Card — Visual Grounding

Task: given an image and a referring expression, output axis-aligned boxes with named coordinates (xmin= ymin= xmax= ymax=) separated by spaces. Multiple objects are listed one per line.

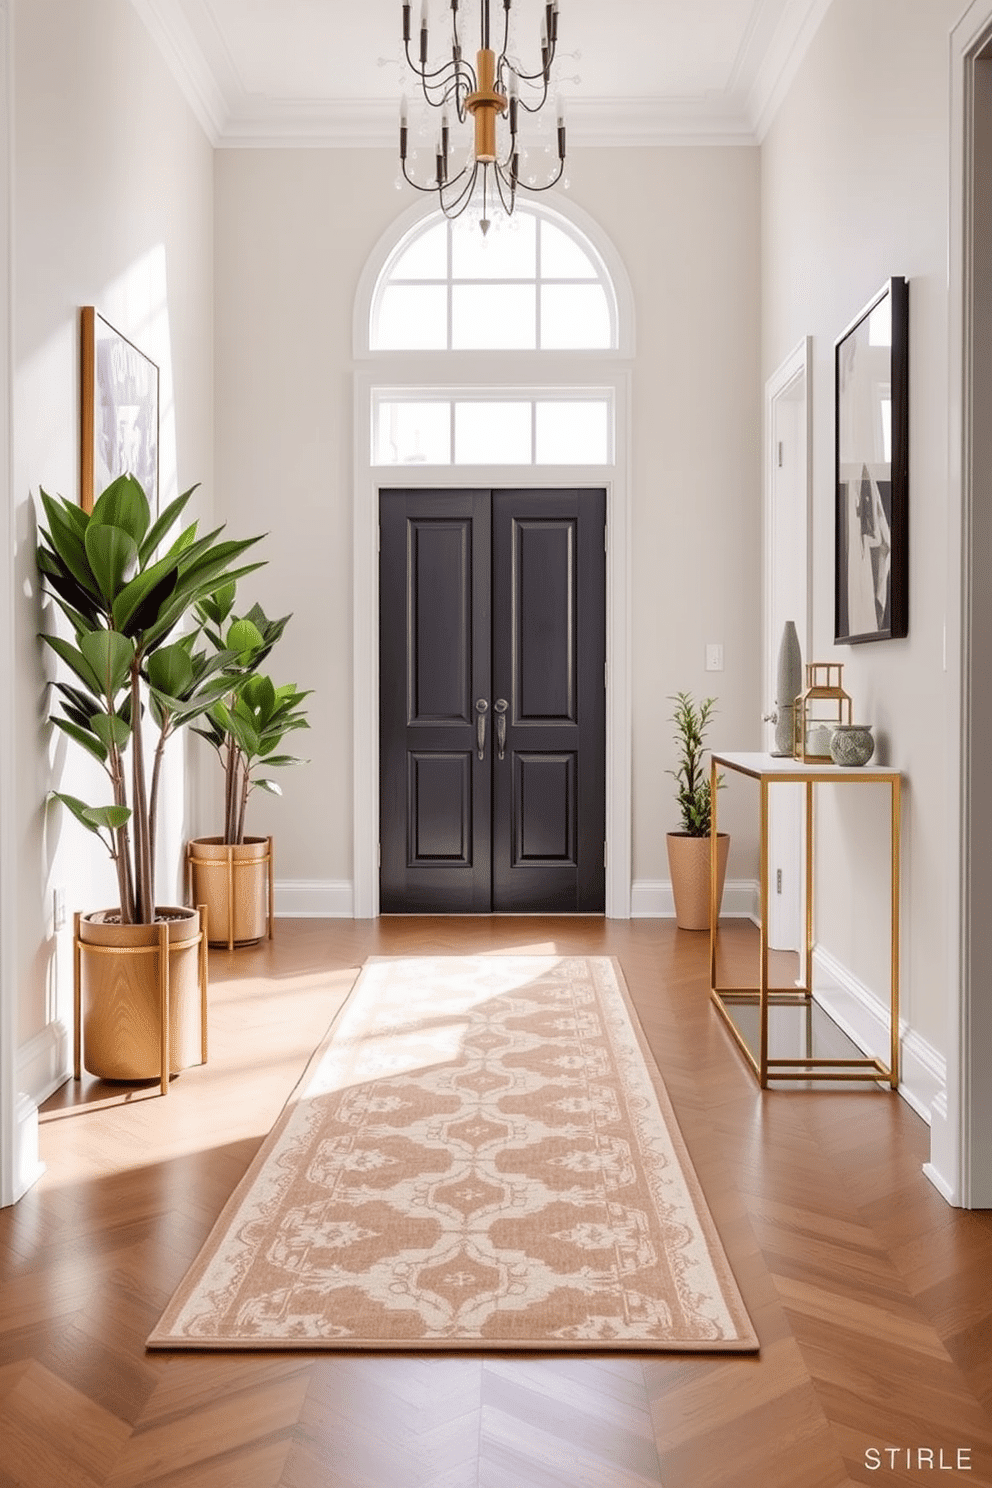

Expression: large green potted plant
xmin=37 ymin=474 xmax=264 ymax=1087
xmin=666 ymin=691 xmax=729 ymax=930
xmin=186 ymin=587 xmax=310 ymax=948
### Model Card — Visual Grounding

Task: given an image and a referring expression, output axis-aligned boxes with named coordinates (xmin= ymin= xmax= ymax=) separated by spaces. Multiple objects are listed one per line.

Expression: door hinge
xmin=604 ymin=526 xmax=609 ymax=553
xmin=377 ymin=843 xmax=381 ymax=867
xmin=777 ymin=440 xmax=784 ymax=468
xmin=604 ymin=842 xmax=608 ymax=869
xmin=377 ymin=522 xmax=381 ymax=553
xmin=604 ymin=661 xmax=608 ymax=690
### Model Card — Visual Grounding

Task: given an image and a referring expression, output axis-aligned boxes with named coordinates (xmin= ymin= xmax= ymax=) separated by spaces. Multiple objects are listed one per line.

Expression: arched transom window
xmin=370 ymin=204 xmax=618 ymax=352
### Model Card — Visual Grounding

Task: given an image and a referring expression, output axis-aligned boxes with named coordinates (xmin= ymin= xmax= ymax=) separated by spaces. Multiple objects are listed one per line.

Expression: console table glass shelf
xmin=708 ymin=751 xmax=901 ymax=1090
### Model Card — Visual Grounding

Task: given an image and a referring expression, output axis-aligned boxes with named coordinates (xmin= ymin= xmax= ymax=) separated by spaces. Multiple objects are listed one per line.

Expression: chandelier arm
xmin=404 ymin=38 xmax=461 ymax=86
xmin=439 ymin=161 xmax=481 ymax=219
xmin=401 ymin=154 xmax=473 ymax=194
xmin=515 ymin=157 xmax=566 ymax=192
xmin=507 ymin=35 xmax=558 ymax=88
xmin=492 ymin=162 xmax=517 ymax=215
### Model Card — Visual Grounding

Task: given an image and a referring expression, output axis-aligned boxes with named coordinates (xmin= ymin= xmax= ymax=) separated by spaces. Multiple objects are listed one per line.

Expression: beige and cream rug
xmin=149 ymin=955 xmax=757 ymax=1352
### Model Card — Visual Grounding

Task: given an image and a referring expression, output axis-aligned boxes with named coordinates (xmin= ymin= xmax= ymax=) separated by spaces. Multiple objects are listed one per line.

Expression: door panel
xmin=493 ymin=490 xmax=605 ymax=912
xmin=380 ymin=487 xmax=604 ymax=913
xmin=380 ymin=491 xmax=491 ymax=913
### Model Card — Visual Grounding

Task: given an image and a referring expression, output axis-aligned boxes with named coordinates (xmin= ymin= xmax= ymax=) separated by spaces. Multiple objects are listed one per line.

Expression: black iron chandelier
xmin=400 ymin=0 xmax=566 ymax=232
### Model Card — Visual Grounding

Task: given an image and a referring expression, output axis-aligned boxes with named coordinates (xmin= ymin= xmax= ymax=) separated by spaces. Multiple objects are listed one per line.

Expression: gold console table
xmin=708 ymin=751 xmax=901 ymax=1089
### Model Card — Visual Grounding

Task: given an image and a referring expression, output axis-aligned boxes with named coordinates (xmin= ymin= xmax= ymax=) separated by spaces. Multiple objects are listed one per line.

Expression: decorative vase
xmin=829 ymin=724 xmax=875 ymax=767
xmin=773 ymin=620 xmax=802 ymax=756
xmin=666 ymin=833 xmax=730 ymax=931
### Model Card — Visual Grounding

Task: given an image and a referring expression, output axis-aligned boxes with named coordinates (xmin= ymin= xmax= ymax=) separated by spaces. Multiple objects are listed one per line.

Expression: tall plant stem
xmin=108 ymin=742 xmax=135 ymax=922
xmin=148 ymin=721 xmax=171 ymax=884
xmin=235 ymin=763 xmax=250 ymax=846
xmin=130 ymin=664 xmax=154 ymax=923
xmin=224 ymin=740 xmax=238 ymax=844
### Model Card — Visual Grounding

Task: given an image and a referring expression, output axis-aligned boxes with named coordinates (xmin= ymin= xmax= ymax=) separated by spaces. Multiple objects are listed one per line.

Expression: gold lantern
xmin=794 ymin=662 xmax=852 ymax=762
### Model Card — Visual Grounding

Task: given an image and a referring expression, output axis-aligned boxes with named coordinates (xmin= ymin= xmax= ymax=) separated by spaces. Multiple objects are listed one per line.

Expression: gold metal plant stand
xmin=708 ymin=752 xmax=901 ymax=1089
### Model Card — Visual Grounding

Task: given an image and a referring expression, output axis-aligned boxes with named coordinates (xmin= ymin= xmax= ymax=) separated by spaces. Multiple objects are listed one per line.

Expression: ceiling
xmin=130 ymin=0 xmax=832 ymax=147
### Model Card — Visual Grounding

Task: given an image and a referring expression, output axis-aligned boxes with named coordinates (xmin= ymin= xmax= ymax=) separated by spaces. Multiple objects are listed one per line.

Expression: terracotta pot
xmin=666 ymin=832 xmax=730 ymax=931
xmin=76 ymin=906 xmax=205 ymax=1084
xmin=187 ymin=836 xmax=273 ymax=949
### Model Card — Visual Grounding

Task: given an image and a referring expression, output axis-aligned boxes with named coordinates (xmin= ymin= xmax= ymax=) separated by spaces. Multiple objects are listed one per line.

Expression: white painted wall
xmin=9 ymin=0 xmax=214 ymax=1136
xmin=213 ymin=144 xmax=764 ymax=894
xmin=761 ymin=0 xmax=962 ymax=1070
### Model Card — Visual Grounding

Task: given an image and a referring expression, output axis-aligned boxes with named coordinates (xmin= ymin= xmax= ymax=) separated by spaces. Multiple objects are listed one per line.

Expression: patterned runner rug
xmin=149 ymin=955 xmax=757 ymax=1351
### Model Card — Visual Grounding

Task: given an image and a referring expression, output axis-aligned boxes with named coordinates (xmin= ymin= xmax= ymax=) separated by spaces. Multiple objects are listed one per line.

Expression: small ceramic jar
xmin=829 ymin=724 xmax=875 ymax=766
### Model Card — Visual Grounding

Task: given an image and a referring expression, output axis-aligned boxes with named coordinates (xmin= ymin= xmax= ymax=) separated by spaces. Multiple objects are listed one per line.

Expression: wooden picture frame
xmin=834 ymin=276 xmax=908 ymax=643
xmin=80 ymin=306 xmax=160 ymax=515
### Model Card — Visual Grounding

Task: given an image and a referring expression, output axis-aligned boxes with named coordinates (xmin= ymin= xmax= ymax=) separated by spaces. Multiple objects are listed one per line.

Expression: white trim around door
xmin=352 ymin=370 xmax=633 ymax=919
xmin=935 ymin=0 xmax=992 ymax=1207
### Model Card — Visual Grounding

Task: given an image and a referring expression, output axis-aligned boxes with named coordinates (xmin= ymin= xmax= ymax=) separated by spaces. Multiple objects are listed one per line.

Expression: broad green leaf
xmin=90 ymin=473 xmax=151 ymax=547
xmin=41 ymin=634 xmax=102 ymax=693
xmin=90 ymin=712 xmax=131 ymax=751
xmin=79 ymin=630 xmax=134 ymax=697
xmin=39 ymin=492 xmax=102 ymax=600
xmin=82 ymin=803 xmax=132 ymax=831
xmin=224 ymin=711 xmax=261 ymax=758
xmin=252 ymin=779 xmax=283 ymax=796
xmin=50 ymin=791 xmax=120 ymax=837
xmin=84 ymin=523 xmax=139 ymax=603
xmin=209 ymin=700 xmax=232 ymax=732
xmin=241 ymin=673 xmax=276 ymax=723
xmin=226 ymin=617 xmax=263 ymax=658
xmin=111 ymin=548 xmax=184 ymax=636
xmin=197 ymin=582 xmax=236 ymax=628
xmin=141 ymin=559 xmax=266 ymax=649
xmin=146 ymin=642 xmax=194 ymax=697
xmin=137 ymin=485 xmax=197 ymax=567
xmin=36 ymin=555 xmax=103 ymax=629
xmin=51 ymin=717 xmax=108 ymax=764
xmin=252 ymin=753 xmax=306 ymax=767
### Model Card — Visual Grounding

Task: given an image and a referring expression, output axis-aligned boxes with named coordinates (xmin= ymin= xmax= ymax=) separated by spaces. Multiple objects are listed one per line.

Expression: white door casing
xmin=763 ymin=339 xmax=812 ymax=953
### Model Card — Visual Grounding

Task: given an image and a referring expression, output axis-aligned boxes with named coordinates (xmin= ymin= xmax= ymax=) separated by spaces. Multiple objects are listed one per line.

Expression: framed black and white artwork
xmin=80 ymin=306 xmax=160 ymax=515
xmin=834 ymin=276 xmax=908 ymax=644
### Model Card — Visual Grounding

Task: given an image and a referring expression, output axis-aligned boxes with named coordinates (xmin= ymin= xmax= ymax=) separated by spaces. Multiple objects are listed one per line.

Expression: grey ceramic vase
xmin=830 ymin=724 xmax=875 ymax=766
xmin=773 ymin=620 xmax=802 ymax=755
xmin=826 ymin=723 xmax=874 ymax=767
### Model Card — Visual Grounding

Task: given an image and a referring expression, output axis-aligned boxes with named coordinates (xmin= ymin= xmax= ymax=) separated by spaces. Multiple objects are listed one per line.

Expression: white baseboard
xmin=812 ymin=946 xmax=947 ymax=1126
xmin=17 ymin=1020 xmax=71 ymax=1108
xmin=274 ymin=879 xmax=355 ymax=917
xmin=630 ymin=878 xmax=759 ymax=920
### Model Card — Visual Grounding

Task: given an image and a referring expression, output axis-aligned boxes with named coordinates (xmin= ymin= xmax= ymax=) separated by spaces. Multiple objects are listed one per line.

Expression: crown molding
xmin=130 ymin=0 xmax=832 ymax=152
xmin=747 ymin=0 xmax=834 ymax=140
xmin=129 ymin=0 xmax=226 ymax=143
xmin=217 ymin=95 xmax=759 ymax=150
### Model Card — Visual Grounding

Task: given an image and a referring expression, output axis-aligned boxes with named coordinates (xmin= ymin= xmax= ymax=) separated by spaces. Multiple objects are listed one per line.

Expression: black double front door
xmin=379 ymin=488 xmax=606 ymax=913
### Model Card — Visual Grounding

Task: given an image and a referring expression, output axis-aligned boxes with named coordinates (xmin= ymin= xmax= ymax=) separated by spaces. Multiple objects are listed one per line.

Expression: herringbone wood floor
xmin=2 ymin=917 xmax=991 ymax=1487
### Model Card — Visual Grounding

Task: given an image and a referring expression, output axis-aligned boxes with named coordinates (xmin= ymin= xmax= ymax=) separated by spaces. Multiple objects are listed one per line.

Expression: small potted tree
xmin=37 ymin=474 xmax=264 ymax=1089
xmin=187 ymin=587 xmax=310 ymax=949
xmin=666 ymin=691 xmax=729 ymax=930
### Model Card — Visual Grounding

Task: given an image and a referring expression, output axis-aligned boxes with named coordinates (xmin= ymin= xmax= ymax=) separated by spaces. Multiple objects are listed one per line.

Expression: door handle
xmin=494 ymin=698 xmax=508 ymax=761
xmin=475 ymin=698 xmax=488 ymax=760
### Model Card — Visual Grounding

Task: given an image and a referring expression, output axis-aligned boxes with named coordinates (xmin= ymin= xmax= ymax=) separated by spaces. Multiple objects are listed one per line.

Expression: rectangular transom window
xmin=373 ymin=390 xmax=615 ymax=467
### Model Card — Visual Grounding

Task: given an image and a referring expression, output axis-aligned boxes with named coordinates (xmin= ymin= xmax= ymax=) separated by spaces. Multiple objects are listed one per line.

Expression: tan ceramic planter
xmin=666 ymin=832 xmax=730 ymax=931
xmin=74 ymin=906 xmax=207 ymax=1090
xmin=186 ymin=836 xmax=273 ymax=949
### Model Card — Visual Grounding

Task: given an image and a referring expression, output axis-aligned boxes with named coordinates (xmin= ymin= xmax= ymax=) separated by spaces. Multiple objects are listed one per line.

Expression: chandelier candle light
xmin=400 ymin=0 xmax=566 ymax=231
